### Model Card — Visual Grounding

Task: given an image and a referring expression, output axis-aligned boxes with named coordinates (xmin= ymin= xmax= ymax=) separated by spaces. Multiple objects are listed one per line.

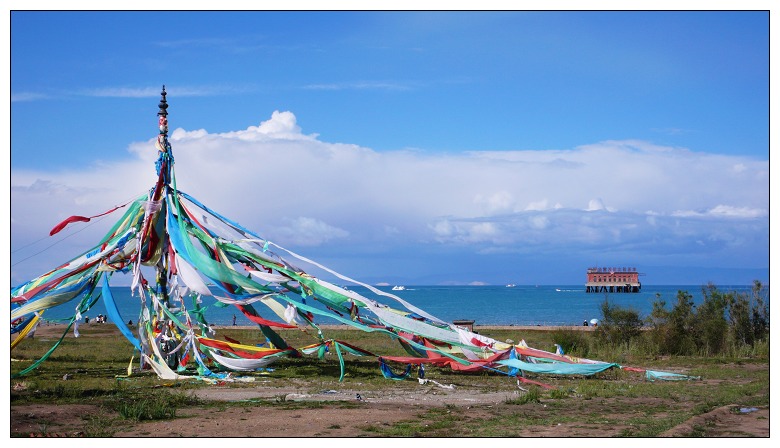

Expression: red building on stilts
xmin=585 ymin=267 xmax=641 ymax=293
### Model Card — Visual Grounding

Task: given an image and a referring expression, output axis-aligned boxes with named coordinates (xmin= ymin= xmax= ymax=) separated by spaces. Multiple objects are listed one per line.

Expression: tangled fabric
xmin=11 ymin=87 xmax=699 ymax=385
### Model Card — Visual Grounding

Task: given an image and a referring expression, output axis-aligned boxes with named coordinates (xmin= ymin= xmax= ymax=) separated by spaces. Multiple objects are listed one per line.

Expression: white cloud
xmin=10 ymin=110 xmax=769 ymax=284
xmin=707 ymin=205 xmax=766 ymax=218
xmin=586 ymin=198 xmax=606 ymax=211
xmin=84 ymin=86 xmax=162 ymax=98
xmin=81 ymin=85 xmax=250 ymax=98
xmin=672 ymin=205 xmax=768 ymax=219
xmin=525 ymin=199 xmax=545 ymax=211
xmin=529 ymin=215 xmax=549 ymax=230
xmin=474 ymin=191 xmax=514 ymax=214
xmin=170 ymin=129 xmax=208 ymax=140
xmin=303 ymin=81 xmax=412 ymax=91
xmin=273 ymin=217 xmax=349 ymax=247
xmin=11 ymin=92 xmax=49 ymax=102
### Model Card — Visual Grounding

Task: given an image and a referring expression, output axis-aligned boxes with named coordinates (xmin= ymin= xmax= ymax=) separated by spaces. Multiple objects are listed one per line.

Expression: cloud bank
xmin=10 ymin=111 xmax=769 ymax=285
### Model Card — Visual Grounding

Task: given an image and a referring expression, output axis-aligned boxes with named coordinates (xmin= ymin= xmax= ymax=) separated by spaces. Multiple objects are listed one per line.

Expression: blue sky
xmin=8 ymin=10 xmax=771 ymax=287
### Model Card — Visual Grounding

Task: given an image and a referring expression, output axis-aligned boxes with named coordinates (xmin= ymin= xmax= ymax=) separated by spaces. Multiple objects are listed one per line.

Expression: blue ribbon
xmin=102 ymin=277 xmax=141 ymax=350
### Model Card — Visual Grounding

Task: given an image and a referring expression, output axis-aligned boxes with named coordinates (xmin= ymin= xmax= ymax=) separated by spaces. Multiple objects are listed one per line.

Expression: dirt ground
xmin=10 ymin=324 xmax=770 ymax=438
xmin=10 ymin=386 xmax=770 ymax=438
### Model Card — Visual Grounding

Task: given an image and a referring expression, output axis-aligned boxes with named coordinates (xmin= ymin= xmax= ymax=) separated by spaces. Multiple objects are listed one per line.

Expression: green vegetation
xmin=551 ymin=328 xmax=590 ymax=358
xmin=596 ymin=297 xmax=644 ymax=347
xmin=505 ymin=385 xmax=541 ymax=404
xmin=10 ymin=282 xmax=768 ymax=437
xmin=114 ymin=390 xmax=200 ymax=421
xmin=596 ymin=281 xmax=770 ymax=358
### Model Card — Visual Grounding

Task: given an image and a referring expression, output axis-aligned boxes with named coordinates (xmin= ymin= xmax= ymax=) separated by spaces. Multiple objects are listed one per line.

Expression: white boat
xmin=391 ymin=285 xmax=405 ymax=291
xmin=506 ymin=284 xmax=516 ymax=288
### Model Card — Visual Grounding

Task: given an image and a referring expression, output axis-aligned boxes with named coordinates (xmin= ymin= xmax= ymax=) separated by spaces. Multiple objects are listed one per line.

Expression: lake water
xmin=37 ymin=283 xmax=756 ymax=327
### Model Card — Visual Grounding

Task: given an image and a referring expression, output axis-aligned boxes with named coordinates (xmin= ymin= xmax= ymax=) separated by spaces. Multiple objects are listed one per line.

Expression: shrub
xmin=728 ymin=280 xmax=769 ymax=346
xmin=596 ymin=297 xmax=643 ymax=347
xmin=551 ymin=328 xmax=590 ymax=358
xmin=646 ymin=290 xmax=697 ymax=355
xmin=646 ymin=282 xmax=769 ymax=356
xmin=696 ymin=283 xmax=729 ymax=355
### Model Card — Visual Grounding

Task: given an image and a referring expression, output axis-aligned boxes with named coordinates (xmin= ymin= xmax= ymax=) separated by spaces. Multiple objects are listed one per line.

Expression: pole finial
xmin=157 ymin=85 xmax=168 ymax=117
xmin=157 ymin=85 xmax=169 ymax=135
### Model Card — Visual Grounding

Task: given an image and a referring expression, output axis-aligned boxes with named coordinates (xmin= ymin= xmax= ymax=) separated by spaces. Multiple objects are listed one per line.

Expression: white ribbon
xmin=174 ymin=255 xmax=212 ymax=296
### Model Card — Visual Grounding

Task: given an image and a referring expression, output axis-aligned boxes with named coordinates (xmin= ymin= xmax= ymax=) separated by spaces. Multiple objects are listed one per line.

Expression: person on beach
xmin=232 ymin=314 xmax=237 ymax=326
xmin=583 ymin=320 xmax=589 ymax=326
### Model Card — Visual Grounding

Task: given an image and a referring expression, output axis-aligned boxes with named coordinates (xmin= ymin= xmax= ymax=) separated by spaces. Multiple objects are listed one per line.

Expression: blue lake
xmin=36 ymin=283 xmax=755 ymax=327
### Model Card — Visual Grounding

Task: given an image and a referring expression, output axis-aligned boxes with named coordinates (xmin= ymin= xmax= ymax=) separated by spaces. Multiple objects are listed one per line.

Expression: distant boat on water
xmin=506 ymin=284 xmax=516 ymax=288
xmin=391 ymin=285 xmax=406 ymax=291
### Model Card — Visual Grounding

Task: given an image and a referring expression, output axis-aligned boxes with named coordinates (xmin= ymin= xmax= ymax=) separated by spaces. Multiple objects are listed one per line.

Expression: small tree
xmin=646 ymin=294 xmax=670 ymax=353
xmin=647 ymin=290 xmax=697 ymax=355
xmin=728 ymin=280 xmax=769 ymax=346
xmin=596 ymin=296 xmax=643 ymax=347
xmin=749 ymin=280 xmax=770 ymax=341
xmin=696 ymin=283 xmax=729 ymax=355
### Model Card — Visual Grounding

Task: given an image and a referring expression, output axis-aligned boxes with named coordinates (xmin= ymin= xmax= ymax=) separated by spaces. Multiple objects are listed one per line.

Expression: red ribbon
xmin=49 ymin=202 xmax=131 ymax=236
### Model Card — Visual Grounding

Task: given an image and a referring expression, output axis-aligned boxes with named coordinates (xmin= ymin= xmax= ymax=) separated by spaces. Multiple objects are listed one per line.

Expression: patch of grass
xmin=466 ymin=408 xmax=580 ymax=437
xmin=82 ymin=412 xmax=123 ymax=437
xmin=506 ymin=386 xmax=541 ymax=405
xmin=109 ymin=390 xmax=202 ymax=421
xmin=617 ymin=409 xmax=694 ymax=437
xmin=117 ymin=396 xmax=177 ymax=421
xmin=549 ymin=388 xmax=570 ymax=399
xmin=366 ymin=406 xmax=463 ymax=437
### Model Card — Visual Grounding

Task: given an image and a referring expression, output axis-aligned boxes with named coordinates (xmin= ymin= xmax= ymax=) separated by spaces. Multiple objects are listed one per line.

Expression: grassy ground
xmin=10 ymin=324 xmax=770 ymax=437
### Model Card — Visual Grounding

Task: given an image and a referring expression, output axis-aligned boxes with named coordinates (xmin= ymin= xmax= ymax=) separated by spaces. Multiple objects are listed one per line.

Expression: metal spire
xmin=158 ymin=85 xmax=169 ymax=117
xmin=157 ymin=85 xmax=169 ymax=138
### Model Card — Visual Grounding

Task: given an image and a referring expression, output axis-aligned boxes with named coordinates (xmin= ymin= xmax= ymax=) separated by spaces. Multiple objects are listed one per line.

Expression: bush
xmin=595 ymin=297 xmax=643 ymax=347
xmin=646 ymin=282 xmax=769 ymax=356
xmin=551 ymin=328 xmax=590 ymax=358
xmin=646 ymin=290 xmax=697 ymax=355
xmin=728 ymin=280 xmax=769 ymax=346
xmin=696 ymin=283 xmax=729 ymax=355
